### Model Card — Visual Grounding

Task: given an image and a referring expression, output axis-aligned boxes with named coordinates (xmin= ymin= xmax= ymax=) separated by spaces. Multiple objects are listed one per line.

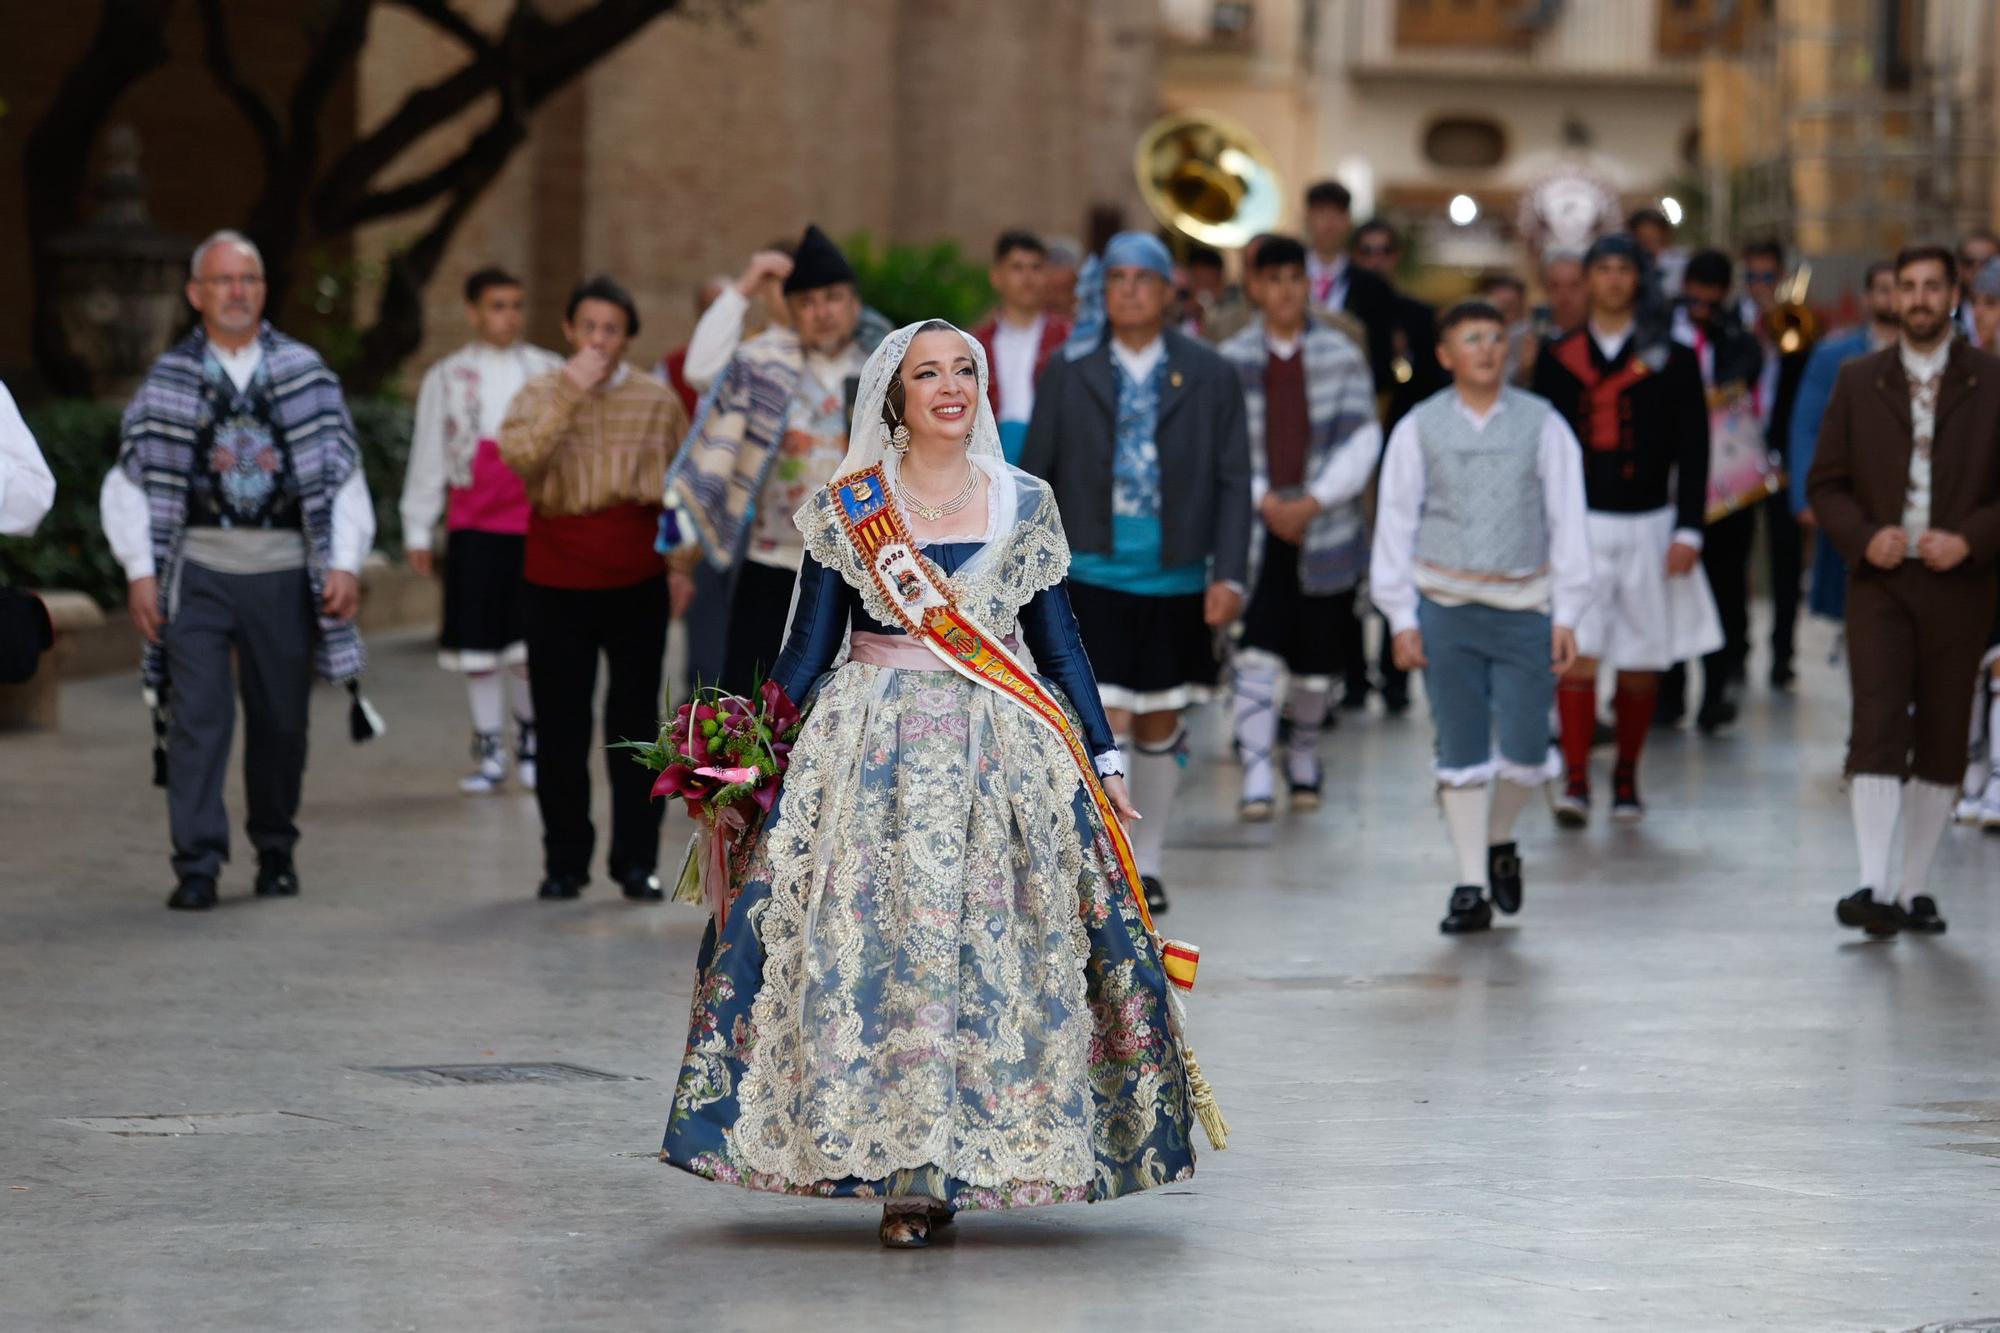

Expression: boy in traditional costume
xmin=1373 ymin=301 xmax=1593 ymax=933
xmin=1532 ymin=233 xmax=1719 ymax=826
xmin=1216 ymin=235 xmax=1379 ymax=818
xmin=400 ymin=267 xmax=562 ymax=793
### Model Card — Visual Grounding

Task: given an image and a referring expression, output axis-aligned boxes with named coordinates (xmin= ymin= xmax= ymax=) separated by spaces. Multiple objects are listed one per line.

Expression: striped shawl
xmin=118 ymin=324 xmax=365 ymax=688
xmin=1219 ymin=316 xmax=1378 ymax=594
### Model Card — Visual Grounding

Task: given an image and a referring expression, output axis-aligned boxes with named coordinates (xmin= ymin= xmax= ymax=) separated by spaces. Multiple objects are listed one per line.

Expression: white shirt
xmin=1109 ymin=334 xmax=1165 ymax=385
xmin=0 ymin=382 xmax=55 ymax=538
xmin=1370 ymin=391 xmax=1594 ymax=637
xmin=1899 ymin=335 xmax=1953 ymax=541
xmin=682 ymin=285 xmax=753 ymax=391
xmin=1588 ymin=319 xmax=1635 ymax=362
xmin=1306 ymin=252 xmax=1350 ymax=311
xmin=991 ymin=314 xmax=1045 ymax=423
xmin=400 ymin=341 xmax=559 ymax=549
xmin=99 ymin=340 xmax=375 ymax=580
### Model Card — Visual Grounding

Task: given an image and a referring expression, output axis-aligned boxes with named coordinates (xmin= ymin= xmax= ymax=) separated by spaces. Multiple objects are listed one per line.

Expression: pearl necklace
xmin=896 ymin=461 xmax=980 ymax=522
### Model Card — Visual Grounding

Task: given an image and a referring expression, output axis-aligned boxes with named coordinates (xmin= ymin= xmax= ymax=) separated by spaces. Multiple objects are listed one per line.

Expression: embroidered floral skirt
xmin=660 ymin=661 xmax=1199 ymax=1211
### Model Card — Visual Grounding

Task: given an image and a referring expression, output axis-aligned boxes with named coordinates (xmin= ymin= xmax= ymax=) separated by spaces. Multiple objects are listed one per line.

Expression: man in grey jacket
xmin=1021 ymin=230 xmax=1253 ymax=915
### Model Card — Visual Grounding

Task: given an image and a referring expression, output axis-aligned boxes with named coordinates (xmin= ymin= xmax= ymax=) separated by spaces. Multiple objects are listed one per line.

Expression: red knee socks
xmin=1557 ymin=678 xmax=1597 ymax=783
xmin=1613 ymin=681 xmax=1655 ymax=773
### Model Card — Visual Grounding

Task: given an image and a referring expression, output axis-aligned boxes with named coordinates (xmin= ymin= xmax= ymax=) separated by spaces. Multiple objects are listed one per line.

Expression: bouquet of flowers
xmin=617 ymin=678 xmax=805 ymax=925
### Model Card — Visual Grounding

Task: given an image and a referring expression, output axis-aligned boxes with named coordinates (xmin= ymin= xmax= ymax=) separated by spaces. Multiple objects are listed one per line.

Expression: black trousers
xmin=720 ymin=560 xmax=797 ymax=699
xmin=1762 ymin=491 xmax=1802 ymax=675
xmin=1664 ymin=507 xmax=1757 ymax=714
xmin=1338 ymin=601 xmax=1407 ymax=705
xmin=524 ymin=577 xmax=669 ymax=880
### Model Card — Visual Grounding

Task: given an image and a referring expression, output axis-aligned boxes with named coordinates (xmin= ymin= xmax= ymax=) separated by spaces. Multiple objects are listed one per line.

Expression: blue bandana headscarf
xmin=1064 ymin=231 xmax=1177 ymax=362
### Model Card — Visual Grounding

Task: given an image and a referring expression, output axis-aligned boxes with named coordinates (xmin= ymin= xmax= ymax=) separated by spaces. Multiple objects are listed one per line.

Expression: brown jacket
xmin=1805 ymin=340 xmax=2000 ymax=571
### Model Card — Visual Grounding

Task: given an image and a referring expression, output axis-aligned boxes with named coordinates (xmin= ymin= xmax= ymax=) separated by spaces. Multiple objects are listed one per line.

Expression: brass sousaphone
xmin=1134 ymin=112 xmax=1283 ymax=250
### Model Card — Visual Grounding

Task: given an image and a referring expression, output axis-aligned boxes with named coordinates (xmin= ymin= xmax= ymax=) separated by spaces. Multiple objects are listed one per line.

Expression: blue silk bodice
xmin=768 ymin=540 xmax=1118 ymax=758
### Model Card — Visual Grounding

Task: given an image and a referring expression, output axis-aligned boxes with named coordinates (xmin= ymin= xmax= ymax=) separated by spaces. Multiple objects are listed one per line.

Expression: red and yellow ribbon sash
xmin=830 ymin=464 xmax=1171 ymax=946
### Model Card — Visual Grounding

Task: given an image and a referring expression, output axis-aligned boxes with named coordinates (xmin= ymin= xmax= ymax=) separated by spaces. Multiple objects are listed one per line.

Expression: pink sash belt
xmin=849 ymin=630 xmax=1018 ymax=671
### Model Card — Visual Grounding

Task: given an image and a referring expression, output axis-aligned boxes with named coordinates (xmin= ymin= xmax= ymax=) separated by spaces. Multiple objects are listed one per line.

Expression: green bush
xmin=845 ymin=233 xmax=996 ymax=330
xmin=0 ymin=400 xmax=125 ymax=608
xmin=0 ymin=394 xmax=416 ymax=608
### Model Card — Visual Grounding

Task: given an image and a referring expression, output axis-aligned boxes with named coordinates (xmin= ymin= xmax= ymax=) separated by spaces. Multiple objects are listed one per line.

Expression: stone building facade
xmin=5 ymin=0 xmax=1158 ymax=389
xmin=357 ymin=0 xmax=1161 ymax=377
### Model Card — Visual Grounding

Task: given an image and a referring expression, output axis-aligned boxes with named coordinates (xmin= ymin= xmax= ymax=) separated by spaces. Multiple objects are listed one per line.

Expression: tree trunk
xmin=22 ymin=0 xmax=179 ymax=394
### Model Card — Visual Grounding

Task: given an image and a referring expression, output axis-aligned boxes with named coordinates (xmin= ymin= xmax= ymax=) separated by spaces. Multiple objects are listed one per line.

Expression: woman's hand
xmin=1103 ymin=774 xmax=1140 ymax=825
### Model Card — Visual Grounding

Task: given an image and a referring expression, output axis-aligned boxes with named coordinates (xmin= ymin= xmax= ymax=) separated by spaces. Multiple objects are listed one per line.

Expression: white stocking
xmin=1488 ymin=779 xmax=1534 ymax=844
xmin=1849 ymin=774 xmax=1902 ymax=894
xmin=1232 ymin=654 xmax=1281 ymax=804
xmin=1286 ymin=680 xmax=1331 ymax=786
xmin=507 ymin=663 xmax=535 ymax=725
xmin=1896 ymin=780 xmax=1956 ymax=905
xmin=1440 ymin=785 xmax=1489 ymax=886
xmin=465 ymin=672 xmax=504 ymax=735
xmin=1127 ymin=729 xmax=1182 ymax=880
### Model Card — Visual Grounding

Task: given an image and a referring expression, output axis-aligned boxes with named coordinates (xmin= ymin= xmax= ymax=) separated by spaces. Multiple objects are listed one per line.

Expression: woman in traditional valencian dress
xmin=660 ymin=319 xmax=1219 ymax=1247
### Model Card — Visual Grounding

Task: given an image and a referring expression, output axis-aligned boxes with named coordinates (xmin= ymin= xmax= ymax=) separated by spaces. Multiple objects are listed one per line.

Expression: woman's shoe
xmin=879 ymin=1208 xmax=931 ymax=1248
xmin=1141 ymin=875 xmax=1170 ymax=915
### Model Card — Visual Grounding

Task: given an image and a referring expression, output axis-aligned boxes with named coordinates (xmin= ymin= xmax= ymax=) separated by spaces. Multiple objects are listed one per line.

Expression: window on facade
xmin=1423 ymin=117 xmax=1508 ymax=169
xmin=1658 ymin=0 xmax=1765 ymax=57
xmin=1395 ymin=0 xmax=1534 ymax=51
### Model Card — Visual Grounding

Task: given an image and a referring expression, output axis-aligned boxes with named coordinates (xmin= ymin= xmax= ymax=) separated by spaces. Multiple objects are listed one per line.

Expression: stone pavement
xmin=3 ymin=614 xmax=1998 ymax=1332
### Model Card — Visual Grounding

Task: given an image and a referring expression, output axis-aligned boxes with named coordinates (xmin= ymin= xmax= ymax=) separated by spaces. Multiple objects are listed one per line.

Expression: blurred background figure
xmin=0 ymin=381 xmax=54 ymax=538
xmin=1474 ymin=270 xmax=1531 ymax=383
xmin=1177 ymin=244 xmax=1227 ymax=339
xmin=1738 ymin=238 xmax=1815 ymax=690
xmin=972 ymin=230 xmax=1071 ymax=465
xmin=1956 ymin=228 xmax=2000 ymax=344
xmin=1043 ymin=237 xmax=1084 ymax=320
xmin=660 ymin=274 xmax=733 ymax=418
xmin=1304 ymin=180 xmax=1399 ymax=395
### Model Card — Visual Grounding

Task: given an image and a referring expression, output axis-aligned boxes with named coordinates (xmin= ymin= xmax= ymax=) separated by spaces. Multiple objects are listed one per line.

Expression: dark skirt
xmin=1239 ymin=536 xmax=1346 ymax=684
xmin=439 ymin=528 xmax=527 ymax=671
xmin=1066 ymin=579 xmax=1219 ymax=713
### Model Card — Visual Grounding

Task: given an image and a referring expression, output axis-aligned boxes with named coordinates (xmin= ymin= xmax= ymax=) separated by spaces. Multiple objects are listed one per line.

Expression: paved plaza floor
xmin=4 ymin=612 xmax=1999 ymax=1332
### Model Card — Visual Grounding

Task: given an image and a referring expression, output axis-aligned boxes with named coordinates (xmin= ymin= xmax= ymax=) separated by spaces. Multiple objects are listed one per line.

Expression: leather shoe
xmin=1487 ymin=841 xmax=1524 ymax=915
xmin=1898 ymin=894 xmax=1948 ymax=935
xmin=1836 ymin=887 xmax=1899 ymax=937
xmin=254 ymin=855 xmax=300 ymax=898
xmin=536 ymin=873 xmax=587 ymax=900
xmin=1440 ymin=885 xmax=1492 ymax=934
xmin=616 ymin=868 xmax=665 ymax=902
xmin=1141 ymin=874 xmax=1169 ymax=916
xmin=167 ymin=875 xmax=218 ymax=911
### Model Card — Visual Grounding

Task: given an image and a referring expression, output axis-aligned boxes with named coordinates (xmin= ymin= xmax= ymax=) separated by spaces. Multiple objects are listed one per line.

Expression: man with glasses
xmin=100 ymin=230 xmax=376 ymax=911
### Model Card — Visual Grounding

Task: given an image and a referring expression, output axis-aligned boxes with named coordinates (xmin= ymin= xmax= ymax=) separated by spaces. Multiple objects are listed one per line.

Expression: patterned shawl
xmin=1219 ymin=315 xmax=1379 ymax=594
xmin=118 ymin=323 xmax=365 ymax=687
xmin=664 ymin=307 xmax=892 ymax=569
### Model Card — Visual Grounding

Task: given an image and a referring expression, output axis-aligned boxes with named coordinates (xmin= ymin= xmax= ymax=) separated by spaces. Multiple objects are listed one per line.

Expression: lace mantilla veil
xmin=819 ymin=319 xmax=1005 ymax=501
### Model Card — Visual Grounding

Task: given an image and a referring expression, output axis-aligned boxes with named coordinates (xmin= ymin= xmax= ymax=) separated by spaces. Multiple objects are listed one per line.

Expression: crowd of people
xmin=10 ymin=185 xmax=1984 ymax=948
xmin=0 ymin=173 xmax=1993 ymax=1248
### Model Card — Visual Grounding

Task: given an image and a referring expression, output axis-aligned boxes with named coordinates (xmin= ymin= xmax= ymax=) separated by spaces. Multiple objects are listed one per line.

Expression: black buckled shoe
xmin=1487 ymin=841 xmax=1524 ymax=915
xmin=1440 ymin=885 xmax=1493 ymax=934
xmin=536 ymin=872 xmax=588 ymax=901
xmin=1141 ymin=875 xmax=1170 ymax=916
xmin=166 ymin=875 xmax=218 ymax=911
xmin=1898 ymin=894 xmax=1948 ymax=935
xmin=1836 ymin=888 xmax=1900 ymax=938
xmin=253 ymin=855 xmax=300 ymax=898
xmin=616 ymin=868 xmax=665 ymax=903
